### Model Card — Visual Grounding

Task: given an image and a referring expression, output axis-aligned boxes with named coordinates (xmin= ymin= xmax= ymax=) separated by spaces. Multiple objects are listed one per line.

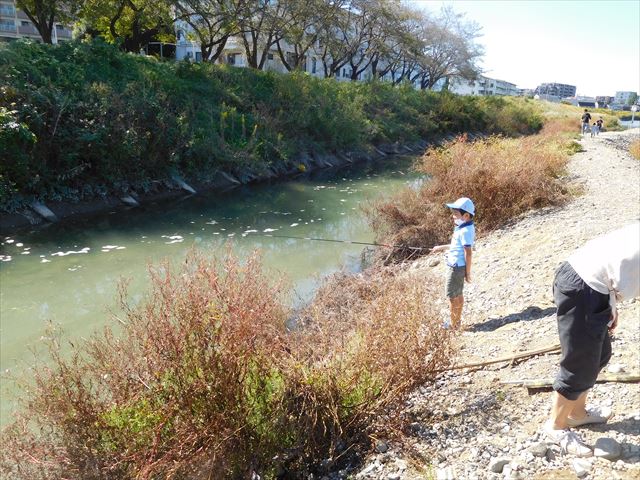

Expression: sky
xmin=409 ymin=0 xmax=640 ymax=97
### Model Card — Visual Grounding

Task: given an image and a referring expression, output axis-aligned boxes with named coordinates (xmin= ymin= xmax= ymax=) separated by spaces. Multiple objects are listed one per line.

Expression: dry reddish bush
xmin=290 ymin=265 xmax=455 ymax=455
xmin=1 ymin=251 xmax=292 ymax=480
xmin=1 ymin=252 xmax=454 ymax=479
xmin=367 ymin=119 xmax=576 ymax=263
xmin=630 ymin=140 xmax=640 ymax=160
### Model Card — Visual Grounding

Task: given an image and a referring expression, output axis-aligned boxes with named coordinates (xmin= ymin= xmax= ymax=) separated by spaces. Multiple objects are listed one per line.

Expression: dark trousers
xmin=552 ymin=262 xmax=612 ymax=400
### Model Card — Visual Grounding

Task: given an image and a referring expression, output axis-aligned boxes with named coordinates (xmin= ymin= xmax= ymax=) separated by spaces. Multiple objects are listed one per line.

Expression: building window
xmin=0 ymin=5 xmax=16 ymax=16
xmin=56 ymin=24 xmax=64 ymax=30
xmin=312 ymin=57 xmax=316 ymax=74
xmin=195 ymin=51 xmax=202 ymax=62
xmin=227 ymin=53 xmax=236 ymax=65
xmin=21 ymin=20 xmax=29 ymax=26
xmin=267 ymin=53 xmax=274 ymax=60
xmin=0 ymin=19 xmax=15 ymax=32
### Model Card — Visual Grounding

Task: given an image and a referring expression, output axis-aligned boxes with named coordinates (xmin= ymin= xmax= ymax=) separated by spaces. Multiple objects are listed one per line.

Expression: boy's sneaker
xmin=543 ymin=421 xmax=592 ymax=457
xmin=567 ymin=406 xmax=612 ymax=428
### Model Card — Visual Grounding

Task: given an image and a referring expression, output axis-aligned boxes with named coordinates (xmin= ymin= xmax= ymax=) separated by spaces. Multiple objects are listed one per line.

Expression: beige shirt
xmin=568 ymin=222 xmax=640 ymax=311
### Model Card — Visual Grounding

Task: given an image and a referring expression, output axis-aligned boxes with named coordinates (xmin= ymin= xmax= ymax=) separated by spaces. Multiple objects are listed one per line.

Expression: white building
xmin=447 ymin=75 xmax=519 ymax=97
xmin=614 ymin=91 xmax=637 ymax=105
xmin=0 ymin=0 xmax=73 ymax=44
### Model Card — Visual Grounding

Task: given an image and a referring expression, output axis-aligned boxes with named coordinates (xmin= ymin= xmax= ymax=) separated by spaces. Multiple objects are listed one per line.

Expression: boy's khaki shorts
xmin=445 ymin=265 xmax=466 ymax=298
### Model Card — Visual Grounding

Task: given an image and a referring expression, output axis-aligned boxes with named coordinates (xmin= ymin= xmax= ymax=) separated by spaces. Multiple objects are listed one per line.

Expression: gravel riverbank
xmin=352 ymin=128 xmax=640 ymax=480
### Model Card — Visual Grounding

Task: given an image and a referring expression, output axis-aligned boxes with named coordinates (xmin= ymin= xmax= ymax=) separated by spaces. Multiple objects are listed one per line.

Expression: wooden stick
xmin=437 ymin=343 xmax=561 ymax=372
xmin=501 ymin=373 xmax=640 ymax=388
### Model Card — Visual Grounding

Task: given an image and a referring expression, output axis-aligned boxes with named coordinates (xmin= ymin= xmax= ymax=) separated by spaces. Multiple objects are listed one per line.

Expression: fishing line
xmin=248 ymin=232 xmax=429 ymax=251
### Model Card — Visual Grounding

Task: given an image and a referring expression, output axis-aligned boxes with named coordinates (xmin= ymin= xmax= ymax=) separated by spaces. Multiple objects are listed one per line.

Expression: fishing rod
xmin=248 ymin=232 xmax=429 ymax=251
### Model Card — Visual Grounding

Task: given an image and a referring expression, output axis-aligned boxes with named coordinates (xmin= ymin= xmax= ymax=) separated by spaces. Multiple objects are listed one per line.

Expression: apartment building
xmin=534 ymin=82 xmax=576 ymax=98
xmin=0 ymin=0 xmax=72 ymax=43
xmin=447 ymin=75 xmax=518 ymax=97
xmin=595 ymin=96 xmax=615 ymax=107
xmin=614 ymin=91 xmax=637 ymax=105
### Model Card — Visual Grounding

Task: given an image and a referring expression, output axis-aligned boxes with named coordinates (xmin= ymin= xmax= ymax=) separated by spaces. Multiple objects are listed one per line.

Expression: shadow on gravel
xmin=469 ymin=306 xmax=556 ymax=332
xmin=585 ymin=418 xmax=640 ymax=436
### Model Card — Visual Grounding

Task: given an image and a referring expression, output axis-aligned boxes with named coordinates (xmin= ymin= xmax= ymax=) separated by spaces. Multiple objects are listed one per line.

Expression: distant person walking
xmin=543 ymin=222 xmax=640 ymax=457
xmin=590 ymin=122 xmax=598 ymax=138
xmin=581 ymin=109 xmax=591 ymax=135
xmin=596 ymin=118 xmax=603 ymax=135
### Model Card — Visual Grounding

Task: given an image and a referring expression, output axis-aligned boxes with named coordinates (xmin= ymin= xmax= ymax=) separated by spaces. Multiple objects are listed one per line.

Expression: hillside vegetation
xmin=0 ymin=39 xmax=543 ymax=212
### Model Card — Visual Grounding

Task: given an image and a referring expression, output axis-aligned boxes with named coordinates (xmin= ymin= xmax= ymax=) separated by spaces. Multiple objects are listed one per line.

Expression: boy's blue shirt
xmin=446 ymin=220 xmax=475 ymax=267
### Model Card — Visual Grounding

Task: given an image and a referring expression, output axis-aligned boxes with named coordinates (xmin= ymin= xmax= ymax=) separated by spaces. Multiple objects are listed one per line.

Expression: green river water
xmin=0 ymin=156 xmax=421 ymax=425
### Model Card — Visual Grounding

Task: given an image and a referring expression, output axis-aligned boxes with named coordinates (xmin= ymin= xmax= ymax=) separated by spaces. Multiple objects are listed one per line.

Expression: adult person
xmin=581 ymin=109 xmax=592 ymax=134
xmin=543 ymin=222 xmax=640 ymax=456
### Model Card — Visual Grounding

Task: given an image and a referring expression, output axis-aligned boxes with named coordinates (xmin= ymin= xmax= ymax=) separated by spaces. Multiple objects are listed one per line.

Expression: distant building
xmin=448 ymin=75 xmax=519 ymax=97
xmin=518 ymin=88 xmax=535 ymax=97
xmin=562 ymin=96 xmax=596 ymax=108
xmin=534 ymin=82 xmax=577 ymax=98
xmin=534 ymin=94 xmax=561 ymax=103
xmin=614 ymin=91 xmax=637 ymax=105
xmin=596 ymin=95 xmax=614 ymax=108
xmin=0 ymin=0 xmax=73 ymax=43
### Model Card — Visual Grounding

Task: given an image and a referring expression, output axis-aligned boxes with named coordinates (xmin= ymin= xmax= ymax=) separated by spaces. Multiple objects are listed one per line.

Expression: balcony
xmin=56 ymin=27 xmax=72 ymax=39
xmin=18 ymin=24 xmax=37 ymax=35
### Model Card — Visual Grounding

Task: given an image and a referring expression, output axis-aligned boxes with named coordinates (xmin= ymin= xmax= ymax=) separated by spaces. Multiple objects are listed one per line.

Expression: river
xmin=0 ymin=156 xmax=421 ymax=425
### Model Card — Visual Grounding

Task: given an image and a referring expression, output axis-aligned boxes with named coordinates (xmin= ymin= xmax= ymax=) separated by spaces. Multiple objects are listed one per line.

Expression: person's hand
xmin=608 ymin=308 xmax=618 ymax=333
xmin=465 ymin=272 xmax=471 ymax=283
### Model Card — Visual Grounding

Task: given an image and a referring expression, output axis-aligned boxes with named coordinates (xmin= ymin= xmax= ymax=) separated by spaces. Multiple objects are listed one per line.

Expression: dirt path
xmin=353 ymin=128 xmax=640 ymax=480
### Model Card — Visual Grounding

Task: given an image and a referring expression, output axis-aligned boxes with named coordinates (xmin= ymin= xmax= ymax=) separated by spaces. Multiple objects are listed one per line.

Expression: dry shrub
xmin=367 ymin=119 xmax=576 ymax=262
xmin=290 ymin=265 xmax=454 ymax=451
xmin=1 ymin=251 xmax=454 ymax=478
xmin=630 ymin=140 xmax=640 ymax=160
xmin=1 ymin=251 xmax=292 ymax=480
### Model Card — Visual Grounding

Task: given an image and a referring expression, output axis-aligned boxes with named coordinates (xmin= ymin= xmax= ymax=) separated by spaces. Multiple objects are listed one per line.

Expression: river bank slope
xmin=353 ymin=128 xmax=640 ymax=479
xmin=1 ymin=40 xmax=546 ymax=234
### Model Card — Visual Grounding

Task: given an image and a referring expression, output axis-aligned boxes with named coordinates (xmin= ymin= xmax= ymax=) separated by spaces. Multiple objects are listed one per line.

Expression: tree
xmin=626 ymin=92 xmax=638 ymax=106
xmin=173 ymin=0 xmax=241 ymax=62
xmin=16 ymin=0 xmax=78 ymax=44
xmin=274 ymin=0 xmax=342 ymax=72
xmin=77 ymin=0 xmax=175 ymax=52
xmin=369 ymin=2 xmax=423 ymax=84
xmin=414 ymin=7 xmax=483 ymax=90
xmin=228 ymin=0 xmax=286 ymax=69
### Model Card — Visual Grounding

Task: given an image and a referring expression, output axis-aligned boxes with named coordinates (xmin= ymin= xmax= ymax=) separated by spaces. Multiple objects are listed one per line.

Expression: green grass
xmin=1 ymin=39 xmax=543 ymax=212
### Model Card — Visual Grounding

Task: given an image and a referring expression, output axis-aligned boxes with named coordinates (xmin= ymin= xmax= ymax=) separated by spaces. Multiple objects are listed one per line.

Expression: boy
xmin=590 ymin=122 xmax=598 ymax=138
xmin=430 ymin=197 xmax=476 ymax=329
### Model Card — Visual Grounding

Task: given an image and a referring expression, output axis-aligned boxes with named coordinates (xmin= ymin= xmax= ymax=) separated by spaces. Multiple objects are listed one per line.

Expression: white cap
xmin=446 ymin=197 xmax=475 ymax=216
